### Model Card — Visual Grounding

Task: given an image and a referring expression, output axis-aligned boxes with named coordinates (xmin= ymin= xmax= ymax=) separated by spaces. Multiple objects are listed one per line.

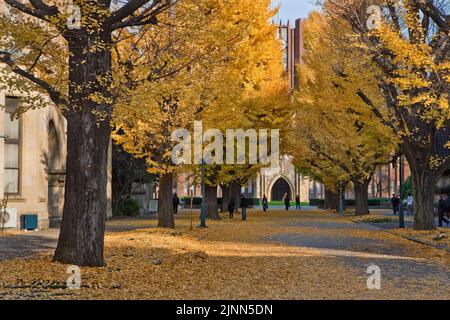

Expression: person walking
xmin=295 ymin=195 xmax=301 ymax=210
xmin=406 ymin=195 xmax=414 ymax=216
xmin=438 ymin=196 xmax=450 ymax=227
xmin=240 ymin=194 xmax=248 ymax=221
xmin=445 ymin=194 xmax=450 ymax=219
xmin=173 ymin=193 xmax=180 ymax=214
xmin=228 ymin=197 xmax=235 ymax=219
xmin=391 ymin=194 xmax=400 ymax=215
xmin=262 ymin=195 xmax=269 ymax=212
xmin=284 ymin=194 xmax=290 ymax=211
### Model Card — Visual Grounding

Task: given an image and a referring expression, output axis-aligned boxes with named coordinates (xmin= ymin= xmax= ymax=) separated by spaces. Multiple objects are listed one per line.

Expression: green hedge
xmin=181 ymin=197 xmax=260 ymax=206
xmin=268 ymin=201 xmax=309 ymax=206
xmin=182 ymin=197 xmax=203 ymax=206
xmin=309 ymin=199 xmax=325 ymax=206
xmin=120 ymin=198 xmax=140 ymax=217
xmin=309 ymin=198 xmax=392 ymax=207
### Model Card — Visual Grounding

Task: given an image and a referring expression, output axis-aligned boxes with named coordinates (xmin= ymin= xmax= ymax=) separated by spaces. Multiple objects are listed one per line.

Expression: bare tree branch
xmin=0 ymin=50 xmax=66 ymax=107
xmin=4 ymin=0 xmax=58 ymax=21
xmin=110 ymin=0 xmax=176 ymax=30
xmin=29 ymin=0 xmax=59 ymax=15
xmin=355 ymin=89 xmax=396 ymax=131
xmin=412 ymin=0 xmax=449 ymax=32
xmin=107 ymin=0 xmax=157 ymax=27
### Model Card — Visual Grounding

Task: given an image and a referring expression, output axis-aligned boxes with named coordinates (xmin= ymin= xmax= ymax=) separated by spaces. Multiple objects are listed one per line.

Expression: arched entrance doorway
xmin=47 ymin=120 xmax=65 ymax=227
xmin=270 ymin=177 xmax=293 ymax=201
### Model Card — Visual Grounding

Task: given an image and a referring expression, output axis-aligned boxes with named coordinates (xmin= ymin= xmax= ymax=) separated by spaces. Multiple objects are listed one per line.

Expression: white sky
xmin=273 ymin=0 xmax=320 ymax=22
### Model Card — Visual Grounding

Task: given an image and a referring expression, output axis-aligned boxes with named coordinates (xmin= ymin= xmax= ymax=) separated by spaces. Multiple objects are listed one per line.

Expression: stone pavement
xmin=370 ymin=208 xmax=450 ymax=229
xmin=0 ymin=229 xmax=58 ymax=261
xmin=0 ymin=218 xmax=159 ymax=261
xmin=0 ymin=210 xmax=448 ymax=299
xmin=268 ymin=215 xmax=449 ymax=295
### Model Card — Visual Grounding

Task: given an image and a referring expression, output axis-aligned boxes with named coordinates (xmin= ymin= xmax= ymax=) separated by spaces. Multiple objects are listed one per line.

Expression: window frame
xmin=3 ymin=96 xmax=21 ymax=196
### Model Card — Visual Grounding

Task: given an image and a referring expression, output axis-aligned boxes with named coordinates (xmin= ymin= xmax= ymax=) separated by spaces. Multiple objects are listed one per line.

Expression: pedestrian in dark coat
xmin=295 ymin=195 xmax=301 ymax=210
xmin=284 ymin=195 xmax=290 ymax=211
xmin=438 ymin=196 xmax=450 ymax=227
xmin=173 ymin=193 xmax=180 ymax=214
xmin=240 ymin=194 xmax=248 ymax=221
xmin=391 ymin=194 xmax=400 ymax=215
xmin=262 ymin=195 xmax=269 ymax=212
xmin=445 ymin=194 xmax=450 ymax=219
xmin=228 ymin=197 xmax=235 ymax=219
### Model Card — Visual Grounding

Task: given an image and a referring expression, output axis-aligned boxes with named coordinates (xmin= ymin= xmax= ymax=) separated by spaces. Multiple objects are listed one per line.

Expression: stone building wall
xmin=0 ymin=90 xmax=112 ymax=230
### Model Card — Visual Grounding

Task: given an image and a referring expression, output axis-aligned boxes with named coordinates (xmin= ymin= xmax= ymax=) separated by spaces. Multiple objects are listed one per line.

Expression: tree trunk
xmin=324 ymin=188 xmax=340 ymax=211
xmin=220 ymin=185 xmax=230 ymax=213
xmin=387 ymin=165 xmax=391 ymax=197
xmin=221 ymin=182 xmax=241 ymax=212
xmin=230 ymin=182 xmax=241 ymax=211
xmin=205 ymin=185 xmax=221 ymax=220
xmin=158 ymin=173 xmax=175 ymax=228
xmin=353 ymin=178 xmax=371 ymax=216
xmin=402 ymin=140 xmax=443 ymax=230
xmin=53 ymin=32 xmax=112 ymax=267
xmin=410 ymin=168 xmax=438 ymax=230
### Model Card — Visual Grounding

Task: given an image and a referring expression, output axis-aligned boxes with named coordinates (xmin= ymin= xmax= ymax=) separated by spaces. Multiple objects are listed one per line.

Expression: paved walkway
xmin=369 ymin=208 xmax=450 ymax=229
xmin=1 ymin=210 xmax=448 ymax=298
xmin=0 ymin=230 xmax=58 ymax=261
xmin=0 ymin=220 xmax=159 ymax=261
xmin=269 ymin=217 xmax=449 ymax=289
xmin=0 ymin=210 xmax=450 ymax=299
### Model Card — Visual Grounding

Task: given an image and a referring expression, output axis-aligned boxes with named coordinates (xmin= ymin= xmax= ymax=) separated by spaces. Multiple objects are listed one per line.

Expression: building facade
xmin=0 ymin=89 xmax=113 ymax=230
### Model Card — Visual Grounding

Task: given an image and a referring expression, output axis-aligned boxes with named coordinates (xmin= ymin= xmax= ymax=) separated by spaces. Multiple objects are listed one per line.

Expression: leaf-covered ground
xmin=0 ymin=210 xmax=448 ymax=300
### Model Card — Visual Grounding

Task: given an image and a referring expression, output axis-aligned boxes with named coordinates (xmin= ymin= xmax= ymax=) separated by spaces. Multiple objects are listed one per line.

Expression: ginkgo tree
xmin=199 ymin=81 xmax=292 ymax=218
xmin=194 ymin=6 xmax=292 ymax=215
xmin=325 ymin=0 xmax=450 ymax=229
xmin=203 ymin=88 xmax=291 ymax=218
xmin=112 ymin=0 xmax=236 ymax=228
xmin=113 ymin=0 xmax=291 ymax=227
xmin=0 ymin=0 xmax=178 ymax=267
xmin=290 ymin=11 xmax=398 ymax=215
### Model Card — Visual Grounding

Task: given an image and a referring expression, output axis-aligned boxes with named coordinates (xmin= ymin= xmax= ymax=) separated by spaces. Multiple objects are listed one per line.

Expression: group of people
xmin=173 ymin=192 xmax=249 ymax=220
xmin=391 ymin=194 xmax=414 ymax=216
xmin=228 ymin=193 xmax=302 ymax=219
xmin=261 ymin=194 xmax=302 ymax=212
xmin=391 ymin=193 xmax=450 ymax=227
xmin=227 ymin=194 xmax=248 ymax=220
xmin=173 ymin=192 xmax=303 ymax=221
xmin=279 ymin=194 xmax=302 ymax=211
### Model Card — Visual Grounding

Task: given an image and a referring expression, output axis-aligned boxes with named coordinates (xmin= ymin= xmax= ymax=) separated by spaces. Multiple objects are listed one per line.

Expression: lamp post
xmin=398 ymin=154 xmax=405 ymax=229
xmin=190 ymin=185 xmax=194 ymax=231
xmin=339 ymin=181 xmax=344 ymax=214
xmin=200 ymin=159 xmax=207 ymax=228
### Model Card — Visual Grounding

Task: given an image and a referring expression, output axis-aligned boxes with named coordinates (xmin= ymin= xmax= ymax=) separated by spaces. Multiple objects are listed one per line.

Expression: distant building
xmin=251 ymin=19 xmax=315 ymax=202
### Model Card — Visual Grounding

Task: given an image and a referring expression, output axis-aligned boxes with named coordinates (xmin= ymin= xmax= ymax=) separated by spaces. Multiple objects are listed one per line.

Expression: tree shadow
xmin=0 ymin=234 xmax=57 ymax=261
